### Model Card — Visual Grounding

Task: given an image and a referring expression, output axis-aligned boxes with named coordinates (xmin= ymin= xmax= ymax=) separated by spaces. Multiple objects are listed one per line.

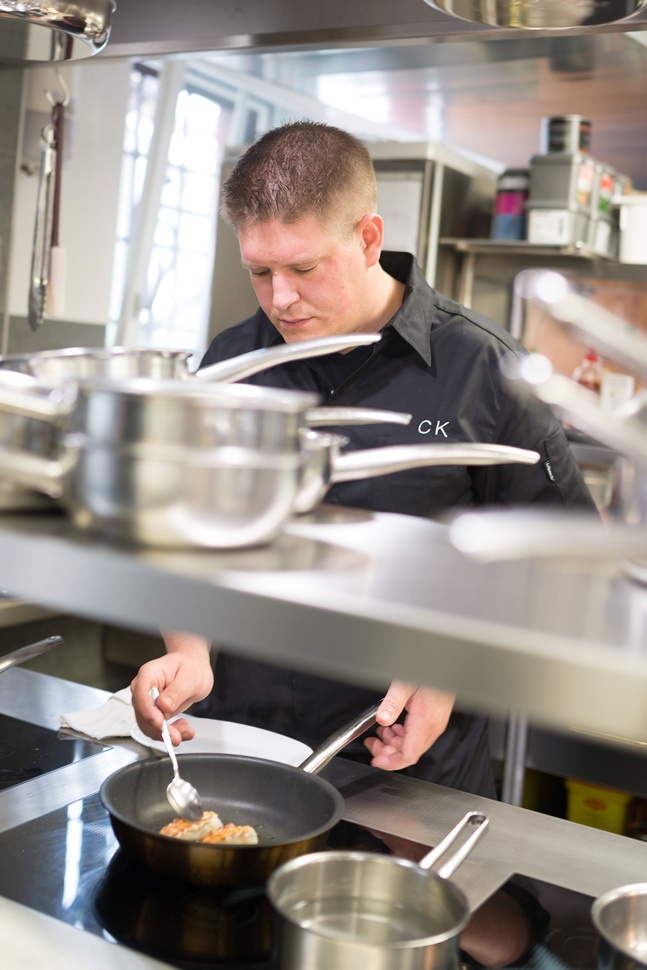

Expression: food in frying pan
xmin=202 ymin=823 xmax=259 ymax=844
xmin=160 ymin=810 xmax=258 ymax=844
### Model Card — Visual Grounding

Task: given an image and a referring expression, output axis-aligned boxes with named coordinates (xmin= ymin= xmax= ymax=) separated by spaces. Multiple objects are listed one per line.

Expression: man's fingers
xmin=376 ymin=680 xmax=418 ymax=726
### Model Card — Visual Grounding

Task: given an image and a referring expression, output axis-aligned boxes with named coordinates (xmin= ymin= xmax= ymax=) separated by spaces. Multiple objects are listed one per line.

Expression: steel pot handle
xmin=448 ymin=508 xmax=647 ymax=563
xmin=306 ymin=406 xmax=412 ymax=427
xmin=330 ymin=443 xmax=540 ymax=483
xmin=0 ymin=445 xmax=67 ymax=498
xmin=418 ymin=811 xmax=489 ymax=879
xmin=0 ymin=375 xmax=64 ymax=421
xmin=193 ymin=333 xmax=380 ymax=383
xmin=515 ymin=269 xmax=647 ymax=380
xmin=0 ymin=635 xmax=64 ymax=675
xmin=501 ymin=353 xmax=647 ymax=469
xmin=298 ymin=704 xmax=379 ymax=775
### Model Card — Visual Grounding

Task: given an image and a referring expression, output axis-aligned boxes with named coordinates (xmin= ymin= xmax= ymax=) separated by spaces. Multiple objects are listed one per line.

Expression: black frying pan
xmin=99 ymin=705 xmax=378 ymax=887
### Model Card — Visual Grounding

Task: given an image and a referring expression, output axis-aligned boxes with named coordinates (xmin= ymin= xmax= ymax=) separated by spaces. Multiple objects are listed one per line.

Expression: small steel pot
xmin=0 ymin=333 xmax=379 ymax=385
xmin=592 ymin=883 xmax=647 ymax=970
xmin=267 ymin=811 xmax=488 ymax=970
xmin=0 ymin=378 xmax=320 ymax=548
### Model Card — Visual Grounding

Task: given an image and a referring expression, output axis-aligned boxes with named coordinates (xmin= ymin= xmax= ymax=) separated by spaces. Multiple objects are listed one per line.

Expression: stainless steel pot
xmin=0 ymin=378 xmax=321 ymax=548
xmin=295 ymin=430 xmax=541 ymax=514
xmin=267 ymin=810 xmax=489 ymax=970
xmin=0 ymin=334 xmax=380 ymax=385
xmin=0 ymin=370 xmax=62 ymax=511
xmin=591 ymin=883 xmax=647 ymax=970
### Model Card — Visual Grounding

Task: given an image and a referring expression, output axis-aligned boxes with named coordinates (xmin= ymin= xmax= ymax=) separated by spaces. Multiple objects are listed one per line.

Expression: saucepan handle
xmin=194 ymin=333 xmax=380 ymax=383
xmin=418 ymin=811 xmax=489 ymax=879
xmin=330 ymin=443 xmax=540 ymax=483
xmin=0 ymin=635 xmax=64 ymax=675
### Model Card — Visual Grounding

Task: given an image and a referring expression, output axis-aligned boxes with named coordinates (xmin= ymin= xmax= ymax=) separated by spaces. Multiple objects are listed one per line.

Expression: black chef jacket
xmin=194 ymin=252 xmax=597 ymax=797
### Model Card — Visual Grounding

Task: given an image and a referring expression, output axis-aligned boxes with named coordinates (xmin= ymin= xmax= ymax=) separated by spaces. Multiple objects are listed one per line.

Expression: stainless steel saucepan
xmin=0 ymin=333 xmax=380 ymax=385
xmin=592 ymin=883 xmax=647 ymax=970
xmin=295 ymin=430 xmax=541 ymax=514
xmin=268 ymin=811 xmax=489 ymax=970
xmin=0 ymin=377 xmax=322 ymax=548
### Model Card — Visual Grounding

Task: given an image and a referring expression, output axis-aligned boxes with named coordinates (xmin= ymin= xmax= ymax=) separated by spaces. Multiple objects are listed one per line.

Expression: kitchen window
xmin=109 ymin=63 xmax=234 ymax=360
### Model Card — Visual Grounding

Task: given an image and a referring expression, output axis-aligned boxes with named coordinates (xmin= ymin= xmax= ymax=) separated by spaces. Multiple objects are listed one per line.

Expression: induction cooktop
xmin=0 ymin=711 xmax=109 ymax=791
xmin=0 ymin=790 xmax=599 ymax=970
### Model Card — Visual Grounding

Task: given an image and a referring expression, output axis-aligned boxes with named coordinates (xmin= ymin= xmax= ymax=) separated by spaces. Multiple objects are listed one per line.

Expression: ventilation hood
xmin=421 ymin=0 xmax=647 ymax=29
xmin=0 ymin=0 xmax=115 ymax=61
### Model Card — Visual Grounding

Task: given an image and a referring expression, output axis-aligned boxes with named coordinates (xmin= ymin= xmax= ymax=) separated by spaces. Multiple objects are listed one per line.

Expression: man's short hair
xmin=220 ymin=121 xmax=377 ymax=236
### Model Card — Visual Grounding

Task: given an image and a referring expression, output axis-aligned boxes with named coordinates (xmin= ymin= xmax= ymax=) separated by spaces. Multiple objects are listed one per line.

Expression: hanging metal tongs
xmin=28 ymin=122 xmax=57 ymax=331
xmin=28 ymin=76 xmax=68 ymax=332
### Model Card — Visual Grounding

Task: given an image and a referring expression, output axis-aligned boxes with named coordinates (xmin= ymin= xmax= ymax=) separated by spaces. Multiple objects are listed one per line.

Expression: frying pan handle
xmin=298 ymin=703 xmax=379 ymax=775
xmin=0 ymin=635 xmax=63 ymax=674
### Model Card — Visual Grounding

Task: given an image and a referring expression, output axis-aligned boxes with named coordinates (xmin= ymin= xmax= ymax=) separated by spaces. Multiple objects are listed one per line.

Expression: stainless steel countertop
xmin=0 ymin=507 xmax=646 ymax=740
xmin=2 ymin=667 xmax=647 ymax=970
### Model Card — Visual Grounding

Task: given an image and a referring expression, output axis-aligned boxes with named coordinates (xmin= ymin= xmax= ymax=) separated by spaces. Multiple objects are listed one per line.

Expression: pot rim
xmin=267 ymin=849 xmax=471 ymax=948
xmin=592 ymin=882 xmax=647 ymax=962
xmin=0 ymin=347 xmax=193 ymax=365
xmin=73 ymin=376 xmax=320 ymax=411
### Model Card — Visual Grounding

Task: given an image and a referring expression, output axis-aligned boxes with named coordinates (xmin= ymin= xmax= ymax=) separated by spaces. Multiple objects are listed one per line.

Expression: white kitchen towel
xmin=60 ymin=686 xmax=135 ymax=739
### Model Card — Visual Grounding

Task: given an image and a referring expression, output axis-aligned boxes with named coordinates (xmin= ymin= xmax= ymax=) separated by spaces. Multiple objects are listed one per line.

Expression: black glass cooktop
xmin=0 ymin=790 xmax=599 ymax=970
xmin=0 ymin=711 xmax=110 ymax=791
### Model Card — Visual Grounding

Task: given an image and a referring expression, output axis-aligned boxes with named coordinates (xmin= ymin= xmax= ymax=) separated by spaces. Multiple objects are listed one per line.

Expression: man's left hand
xmin=363 ymin=680 xmax=455 ymax=770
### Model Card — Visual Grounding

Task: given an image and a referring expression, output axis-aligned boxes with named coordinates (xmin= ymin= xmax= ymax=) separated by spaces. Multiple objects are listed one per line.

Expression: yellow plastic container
xmin=566 ymin=779 xmax=631 ymax=834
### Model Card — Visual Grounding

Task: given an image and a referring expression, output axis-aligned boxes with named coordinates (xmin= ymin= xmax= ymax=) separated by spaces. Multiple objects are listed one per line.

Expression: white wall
xmin=8 ymin=59 xmax=131 ymax=325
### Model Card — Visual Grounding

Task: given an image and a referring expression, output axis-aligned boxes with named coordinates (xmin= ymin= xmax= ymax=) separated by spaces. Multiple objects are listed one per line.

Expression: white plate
xmin=131 ymin=715 xmax=312 ymax=767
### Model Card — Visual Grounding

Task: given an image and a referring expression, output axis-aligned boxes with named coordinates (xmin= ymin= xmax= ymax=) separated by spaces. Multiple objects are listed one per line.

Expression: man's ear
xmin=357 ymin=213 xmax=384 ymax=266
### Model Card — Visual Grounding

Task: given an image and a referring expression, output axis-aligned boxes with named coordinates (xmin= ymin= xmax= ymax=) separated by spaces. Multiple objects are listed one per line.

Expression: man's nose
xmin=272 ymin=274 xmax=298 ymax=311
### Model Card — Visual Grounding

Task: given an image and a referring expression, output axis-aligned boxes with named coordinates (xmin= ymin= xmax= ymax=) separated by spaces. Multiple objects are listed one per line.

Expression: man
xmin=131 ymin=122 xmax=596 ymax=797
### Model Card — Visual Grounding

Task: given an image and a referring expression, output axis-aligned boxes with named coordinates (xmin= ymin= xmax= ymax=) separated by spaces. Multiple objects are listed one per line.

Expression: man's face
xmin=238 ymin=213 xmax=376 ymax=343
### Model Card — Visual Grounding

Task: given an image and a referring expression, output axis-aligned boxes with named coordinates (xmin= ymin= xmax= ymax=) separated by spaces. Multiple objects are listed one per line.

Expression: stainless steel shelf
xmin=1 ymin=507 xmax=647 ymax=742
xmin=439 ymin=237 xmax=611 ymax=259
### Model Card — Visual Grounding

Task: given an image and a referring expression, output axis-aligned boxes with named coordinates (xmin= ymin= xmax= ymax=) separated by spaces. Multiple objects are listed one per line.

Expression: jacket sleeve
xmin=471 ymin=382 xmax=599 ymax=511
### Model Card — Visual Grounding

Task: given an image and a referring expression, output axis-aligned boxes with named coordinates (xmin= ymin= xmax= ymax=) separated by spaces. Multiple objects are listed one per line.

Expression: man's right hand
xmin=130 ymin=633 xmax=214 ymax=745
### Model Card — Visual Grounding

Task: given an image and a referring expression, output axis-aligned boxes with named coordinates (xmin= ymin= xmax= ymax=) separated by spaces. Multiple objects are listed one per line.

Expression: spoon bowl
xmin=150 ymin=687 xmax=204 ymax=823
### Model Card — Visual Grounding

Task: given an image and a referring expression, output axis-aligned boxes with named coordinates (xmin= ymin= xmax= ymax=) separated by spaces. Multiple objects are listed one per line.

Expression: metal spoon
xmin=149 ymin=686 xmax=203 ymax=822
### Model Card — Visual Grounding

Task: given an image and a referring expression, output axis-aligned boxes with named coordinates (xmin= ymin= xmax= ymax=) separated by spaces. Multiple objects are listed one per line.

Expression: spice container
xmin=491 ymin=169 xmax=530 ymax=240
xmin=540 ymin=115 xmax=592 ymax=155
xmin=526 ymin=152 xmax=596 ymax=246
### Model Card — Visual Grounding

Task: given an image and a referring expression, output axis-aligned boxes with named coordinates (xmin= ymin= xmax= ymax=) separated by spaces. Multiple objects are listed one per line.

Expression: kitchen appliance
xmin=0 ymin=787 xmax=602 ymax=970
xmin=0 ymin=709 xmax=108 ymax=791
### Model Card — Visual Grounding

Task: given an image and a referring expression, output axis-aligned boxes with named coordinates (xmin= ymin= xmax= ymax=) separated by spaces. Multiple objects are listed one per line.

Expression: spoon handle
xmin=150 ymin=686 xmax=181 ymax=780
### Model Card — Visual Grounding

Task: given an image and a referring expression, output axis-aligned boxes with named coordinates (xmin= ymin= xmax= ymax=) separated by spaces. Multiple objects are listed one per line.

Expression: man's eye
xmin=249 ymin=269 xmax=269 ymax=279
xmin=296 ymin=266 xmax=316 ymax=275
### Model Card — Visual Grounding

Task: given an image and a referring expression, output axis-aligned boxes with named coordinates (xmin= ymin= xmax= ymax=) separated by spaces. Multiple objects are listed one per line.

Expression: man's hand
xmin=130 ymin=633 xmax=213 ymax=746
xmin=363 ymin=680 xmax=455 ymax=770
